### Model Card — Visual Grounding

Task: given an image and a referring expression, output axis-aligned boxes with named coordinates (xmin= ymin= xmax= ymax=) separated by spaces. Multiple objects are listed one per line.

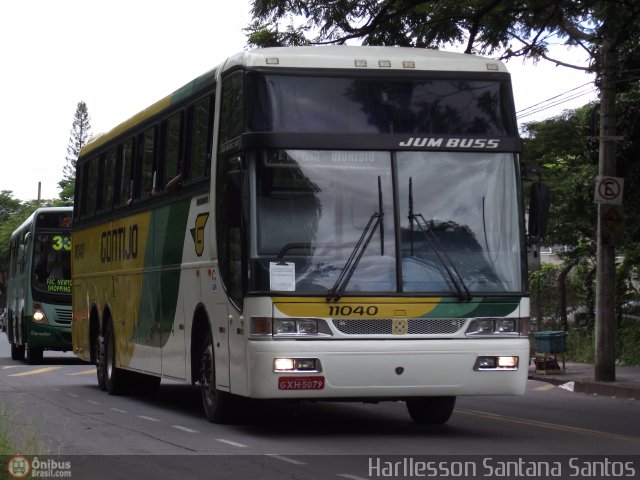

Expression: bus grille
xmin=332 ymin=318 xmax=466 ymax=335
xmin=55 ymin=308 xmax=72 ymax=325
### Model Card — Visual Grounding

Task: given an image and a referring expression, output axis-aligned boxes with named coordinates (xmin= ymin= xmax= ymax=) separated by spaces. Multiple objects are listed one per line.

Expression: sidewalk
xmin=529 ymin=361 xmax=640 ymax=399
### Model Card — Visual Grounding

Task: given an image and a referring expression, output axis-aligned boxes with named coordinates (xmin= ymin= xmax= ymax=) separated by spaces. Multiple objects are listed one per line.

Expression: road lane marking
xmin=215 ymin=438 xmax=247 ymax=447
xmin=87 ymin=400 xmax=101 ymax=405
xmin=67 ymin=393 xmax=79 ymax=398
xmin=138 ymin=415 xmax=160 ymax=422
xmin=173 ymin=425 xmax=199 ymax=433
xmin=8 ymin=367 xmax=62 ymax=377
xmin=337 ymin=475 xmax=369 ymax=480
xmin=66 ymin=368 xmax=96 ymax=376
xmin=458 ymin=409 xmax=640 ymax=444
xmin=110 ymin=408 xmax=128 ymax=413
xmin=265 ymin=454 xmax=306 ymax=465
xmin=2 ymin=365 xmax=22 ymax=369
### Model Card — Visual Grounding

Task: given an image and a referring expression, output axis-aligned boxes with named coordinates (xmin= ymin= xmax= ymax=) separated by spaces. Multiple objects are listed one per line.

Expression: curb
xmin=529 ymin=374 xmax=639 ymax=399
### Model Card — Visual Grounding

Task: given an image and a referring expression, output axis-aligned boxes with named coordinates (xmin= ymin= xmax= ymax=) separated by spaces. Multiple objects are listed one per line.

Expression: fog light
xmin=474 ymin=355 xmax=519 ymax=370
xmin=274 ymin=358 xmax=295 ymax=371
xmin=295 ymin=358 xmax=317 ymax=371
xmin=477 ymin=356 xmax=497 ymax=369
xmin=498 ymin=356 xmax=519 ymax=368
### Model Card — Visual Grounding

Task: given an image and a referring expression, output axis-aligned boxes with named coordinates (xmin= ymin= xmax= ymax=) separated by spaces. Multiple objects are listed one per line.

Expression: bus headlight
xmin=465 ymin=318 xmax=525 ymax=336
xmin=32 ymin=304 xmax=47 ymax=323
xmin=251 ymin=317 xmax=333 ymax=337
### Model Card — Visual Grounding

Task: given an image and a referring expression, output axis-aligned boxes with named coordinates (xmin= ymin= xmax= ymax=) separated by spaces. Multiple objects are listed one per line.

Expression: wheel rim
xmin=106 ymin=332 xmax=114 ymax=380
xmin=200 ymin=342 xmax=215 ymax=407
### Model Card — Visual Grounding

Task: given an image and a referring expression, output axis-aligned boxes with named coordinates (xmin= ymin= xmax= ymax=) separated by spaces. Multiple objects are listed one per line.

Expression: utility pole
xmin=595 ymin=37 xmax=617 ymax=382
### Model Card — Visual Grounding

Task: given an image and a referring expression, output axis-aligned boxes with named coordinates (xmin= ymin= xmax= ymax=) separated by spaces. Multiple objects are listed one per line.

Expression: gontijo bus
xmin=6 ymin=207 xmax=73 ymax=364
xmin=71 ymin=46 xmax=547 ymax=424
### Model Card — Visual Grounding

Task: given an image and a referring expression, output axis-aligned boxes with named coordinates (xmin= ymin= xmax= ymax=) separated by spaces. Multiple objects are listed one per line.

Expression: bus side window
xmin=162 ymin=111 xmax=183 ymax=191
xmin=99 ymin=148 xmax=116 ymax=212
xmin=140 ymin=126 xmax=157 ymax=198
xmin=220 ymin=71 xmax=243 ymax=147
xmin=81 ymin=156 xmax=98 ymax=217
xmin=116 ymin=138 xmax=135 ymax=207
xmin=187 ymin=95 xmax=213 ymax=182
xmin=74 ymin=163 xmax=84 ymax=221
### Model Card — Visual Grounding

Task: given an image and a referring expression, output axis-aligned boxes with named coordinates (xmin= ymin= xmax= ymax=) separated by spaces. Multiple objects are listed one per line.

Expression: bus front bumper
xmin=245 ymin=338 xmax=529 ymax=399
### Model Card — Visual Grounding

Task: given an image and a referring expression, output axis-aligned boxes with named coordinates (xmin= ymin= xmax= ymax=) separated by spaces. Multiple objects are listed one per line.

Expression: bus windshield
xmin=31 ymin=232 xmax=72 ymax=296
xmin=247 ymin=73 xmax=513 ymax=136
xmin=249 ymin=149 xmax=522 ymax=296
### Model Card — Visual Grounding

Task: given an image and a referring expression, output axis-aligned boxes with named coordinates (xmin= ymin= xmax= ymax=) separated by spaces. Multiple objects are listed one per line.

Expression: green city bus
xmin=6 ymin=207 xmax=73 ymax=364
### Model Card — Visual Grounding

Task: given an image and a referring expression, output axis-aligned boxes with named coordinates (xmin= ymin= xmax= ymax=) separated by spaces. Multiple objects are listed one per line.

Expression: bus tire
xmin=26 ymin=344 xmax=43 ymax=365
xmin=406 ymin=396 xmax=456 ymax=425
xmin=200 ymin=330 xmax=234 ymax=423
xmin=104 ymin=321 xmax=130 ymax=395
xmin=11 ymin=342 xmax=25 ymax=361
xmin=95 ymin=334 xmax=107 ymax=391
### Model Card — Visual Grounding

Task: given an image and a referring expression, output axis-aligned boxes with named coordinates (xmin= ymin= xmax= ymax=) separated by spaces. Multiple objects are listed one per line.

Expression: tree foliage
xmin=247 ymin=1 xmax=640 ymax=71
xmin=59 ymin=101 xmax=91 ymax=204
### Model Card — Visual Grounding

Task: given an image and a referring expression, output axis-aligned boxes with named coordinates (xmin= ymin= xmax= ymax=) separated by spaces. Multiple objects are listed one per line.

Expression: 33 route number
xmin=52 ymin=235 xmax=72 ymax=251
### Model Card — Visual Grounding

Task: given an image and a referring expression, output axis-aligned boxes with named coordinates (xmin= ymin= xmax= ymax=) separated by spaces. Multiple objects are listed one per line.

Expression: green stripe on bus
xmin=134 ymin=200 xmax=191 ymax=347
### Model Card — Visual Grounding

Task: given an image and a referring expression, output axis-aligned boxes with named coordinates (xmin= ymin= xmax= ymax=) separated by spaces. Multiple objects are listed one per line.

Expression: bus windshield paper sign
xmin=270 ymin=262 xmax=296 ymax=291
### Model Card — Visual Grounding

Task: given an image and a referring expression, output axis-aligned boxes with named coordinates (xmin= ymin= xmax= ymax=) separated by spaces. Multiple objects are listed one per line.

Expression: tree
xmin=59 ymin=101 xmax=92 ymax=204
xmin=246 ymin=0 xmax=640 ymax=380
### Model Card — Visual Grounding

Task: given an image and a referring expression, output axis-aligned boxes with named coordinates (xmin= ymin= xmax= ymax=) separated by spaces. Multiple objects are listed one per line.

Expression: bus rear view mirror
xmin=528 ymin=181 xmax=550 ymax=243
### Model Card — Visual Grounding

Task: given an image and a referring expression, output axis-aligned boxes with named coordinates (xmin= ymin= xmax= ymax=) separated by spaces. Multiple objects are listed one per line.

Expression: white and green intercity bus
xmin=6 ymin=207 xmax=73 ymax=364
xmin=71 ymin=46 xmax=548 ymax=424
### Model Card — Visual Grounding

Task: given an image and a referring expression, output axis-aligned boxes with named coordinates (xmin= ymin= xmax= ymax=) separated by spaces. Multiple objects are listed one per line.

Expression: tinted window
xmin=247 ymin=74 xmax=512 ymax=136
xmin=163 ymin=112 xmax=182 ymax=188
xmin=220 ymin=72 xmax=244 ymax=144
xmin=141 ymin=127 xmax=156 ymax=197
xmin=189 ymin=97 xmax=211 ymax=181
xmin=117 ymin=139 xmax=134 ymax=205
xmin=100 ymin=148 xmax=116 ymax=211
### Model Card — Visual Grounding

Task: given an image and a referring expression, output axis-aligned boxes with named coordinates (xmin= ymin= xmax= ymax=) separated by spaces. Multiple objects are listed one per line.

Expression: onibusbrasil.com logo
xmin=7 ymin=456 xmax=72 ymax=479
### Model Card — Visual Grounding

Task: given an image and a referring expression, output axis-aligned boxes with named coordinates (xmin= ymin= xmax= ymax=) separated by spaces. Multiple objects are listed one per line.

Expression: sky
xmin=0 ymin=0 xmax=597 ymax=202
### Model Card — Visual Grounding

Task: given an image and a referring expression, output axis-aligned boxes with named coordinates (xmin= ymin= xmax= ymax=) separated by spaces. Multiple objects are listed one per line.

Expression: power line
xmin=517 ymin=82 xmax=597 ymax=119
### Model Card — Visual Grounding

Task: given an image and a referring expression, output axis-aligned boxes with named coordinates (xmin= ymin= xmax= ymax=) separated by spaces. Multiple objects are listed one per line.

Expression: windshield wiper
xmin=327 ymin=177 xmax=384 ymax=302
xmin=408 ymin=177 xmax=471 ymax=301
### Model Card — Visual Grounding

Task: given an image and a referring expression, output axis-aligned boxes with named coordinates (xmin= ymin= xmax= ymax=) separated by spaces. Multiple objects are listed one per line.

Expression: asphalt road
xmin=1 ymin=332 xmax=639 ymax=479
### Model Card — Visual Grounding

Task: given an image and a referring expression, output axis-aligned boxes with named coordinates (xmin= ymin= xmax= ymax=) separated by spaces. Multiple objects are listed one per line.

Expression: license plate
xmin=278 ymin=376 xmax=325 ymax=390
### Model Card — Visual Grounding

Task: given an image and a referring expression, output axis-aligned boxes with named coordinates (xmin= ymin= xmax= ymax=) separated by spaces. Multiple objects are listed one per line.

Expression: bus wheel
xmin=406 ymin=396 xmax=456 ymax=425
xmin=10 ymin=342 xmax=25 ymax=361
xmin=200 ymin=331 xmax=233 ymax=423
xmin=104 ymin=321 xmax=129 ymax=395
xmin=26 ymin=345 xmax=43 ymax=365
xmin=94 ymin=334 xmax=107 ymax=391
